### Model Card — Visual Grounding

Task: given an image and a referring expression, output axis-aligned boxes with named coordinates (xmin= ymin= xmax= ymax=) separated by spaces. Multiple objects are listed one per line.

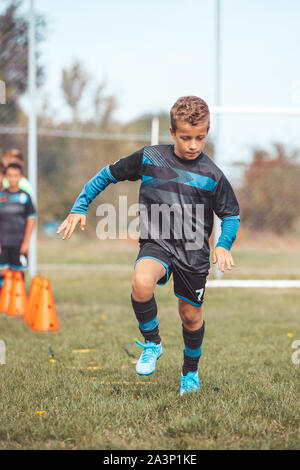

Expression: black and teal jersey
xmin=70 ymin=145 xmax=240 ymax=274
xmin=0 ymin=189 xmax=36 ymax=246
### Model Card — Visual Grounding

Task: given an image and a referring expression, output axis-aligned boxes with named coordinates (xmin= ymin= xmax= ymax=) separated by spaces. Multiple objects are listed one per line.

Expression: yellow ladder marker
xmin=97 ymin=381 xmax=157 ymax=386
xmin=83 ymin=366 xmax=102 ymax=370
xmin=72 ymin=349 xmax=97 ymax=353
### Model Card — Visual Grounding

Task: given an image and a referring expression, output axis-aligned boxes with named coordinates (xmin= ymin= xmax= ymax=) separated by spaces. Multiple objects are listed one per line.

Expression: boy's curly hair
xmin=170 ymin=96 xmax=210 ymax=132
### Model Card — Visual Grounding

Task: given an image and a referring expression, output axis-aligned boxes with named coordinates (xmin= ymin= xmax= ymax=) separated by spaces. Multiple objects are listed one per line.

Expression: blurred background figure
xmin=0 ymin=162 xmax=4 ymax=290
xmin=1 ymin=149 xmax=32 ymax=195
xmin=0 ymin=163 xmax=36 ymax=290
xmin=0 ymin=162 xmax=4 ymax=190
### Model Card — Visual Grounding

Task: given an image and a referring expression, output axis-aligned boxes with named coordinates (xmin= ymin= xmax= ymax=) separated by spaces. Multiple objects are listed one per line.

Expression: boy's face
xmin=5 ymin=167 xmax=22 ymax=189
xmin=170 ymin=120 xmax=209 ymax=161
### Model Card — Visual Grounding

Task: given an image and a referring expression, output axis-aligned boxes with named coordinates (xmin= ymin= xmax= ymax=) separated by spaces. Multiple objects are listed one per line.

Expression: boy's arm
xmin=20 ymin=194 xmax=37 ymax=254
xmin=20 ymin=217 xmax=36 ymax=254
xmin=212 ymin=174 xmax=240 ymax=272
xmin=57 ymin=149 xmax=144 ymax=239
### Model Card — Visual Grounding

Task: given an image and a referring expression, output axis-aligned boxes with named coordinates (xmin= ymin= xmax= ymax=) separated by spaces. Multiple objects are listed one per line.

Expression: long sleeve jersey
xmin=0 ymin=189 xmax=36 ymax=246
xmin=71 ymin=145 xmax=240 ymax=274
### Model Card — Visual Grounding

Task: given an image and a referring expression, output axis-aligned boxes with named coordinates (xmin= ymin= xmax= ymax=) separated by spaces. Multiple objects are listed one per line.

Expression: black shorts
xmin=135 ymin=242 xmax=207 ymax=307
xmin=0 ymin=246 xmax=28 ymax=271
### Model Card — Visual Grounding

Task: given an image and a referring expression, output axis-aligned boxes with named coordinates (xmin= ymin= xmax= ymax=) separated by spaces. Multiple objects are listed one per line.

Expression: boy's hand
xmin=212 ymin=246 xmax=234 ymax=272
xmin=20 ymin=241 xmax=29 ymax=254
xmin=56 ymin=213 xmax=86 ymax=240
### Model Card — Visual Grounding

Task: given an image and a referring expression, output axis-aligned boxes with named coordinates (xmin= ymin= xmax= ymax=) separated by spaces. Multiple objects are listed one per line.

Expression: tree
xmin=61 ymin=61 xmax=117 ymax=130
xmin=93 ymin=82 xmax=117 ymax=130
xmin=237 ymin=144 xmax=300 ymax=234
xmin=61 ymin=60 xmax=89 ymax=125
xmin=0 ymin=0 xmax=46 ymax=125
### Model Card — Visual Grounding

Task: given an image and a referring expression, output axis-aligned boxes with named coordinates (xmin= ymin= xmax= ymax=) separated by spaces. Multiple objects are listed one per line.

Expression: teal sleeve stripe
xmin=27 ymin=213 xmax=36 ymax=218
xmin=138 ymin=317 xmax=159 ymax=332
xmin=106 ymin=166 xmax=118 ymax=183
xmin=70 ymin=165 xmax=117 ymax=214
xmin=216 ymin=215 xmax=240 ymax=251
xmin=184 ymin=346 xmax=202 ymax=358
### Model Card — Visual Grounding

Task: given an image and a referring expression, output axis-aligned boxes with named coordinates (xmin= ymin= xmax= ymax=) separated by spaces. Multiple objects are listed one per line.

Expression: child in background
xmin=0 ymin=163 xmax=36 ymax=288
xmin=1 ymin=149 xmax=33 ymax=196
xmin=0 ymin=162 xmax=4 ymax=189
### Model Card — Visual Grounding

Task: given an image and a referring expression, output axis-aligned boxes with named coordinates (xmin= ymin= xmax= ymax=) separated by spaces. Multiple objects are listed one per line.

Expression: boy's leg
xmin=131 ymin=258 xmax=166 ymax=344
xmin=173 ymin=265 xmax=207 ymax=394
xmin=10 ymin=246 xmax=27 ymax=279
xmin=178 ymin=300 xmax=205 ymax=395
xmin=0 ymin=269 xmax=7 ymax=290
xmin=131 ymin=258 xmax=168 ymax=375
xmin=178 ymin=299 xmax=205 ymax=376
xmin=0 ymin=247 xmax=10 ymax=291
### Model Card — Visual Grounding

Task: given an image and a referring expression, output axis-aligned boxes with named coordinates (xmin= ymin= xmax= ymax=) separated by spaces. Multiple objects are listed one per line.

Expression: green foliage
xmin=237 ymin=144 xmax=300 ymax=234
xmin=0 ymin=0 xmax=46 ymax=124
xmin=0 ymin=0 xmax=47 ymax=154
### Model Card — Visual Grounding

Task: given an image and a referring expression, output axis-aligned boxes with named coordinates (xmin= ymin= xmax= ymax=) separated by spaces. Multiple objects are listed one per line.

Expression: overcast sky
xmin=3 ymin=0 xmax=300 ymax=172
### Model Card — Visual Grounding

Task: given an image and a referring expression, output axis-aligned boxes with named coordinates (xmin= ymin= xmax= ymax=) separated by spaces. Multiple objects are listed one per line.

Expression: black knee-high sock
xmin=131 ymin=294 xmax=161 ymax=344
xmin=182 ymin=321 xmax=205 ymax=375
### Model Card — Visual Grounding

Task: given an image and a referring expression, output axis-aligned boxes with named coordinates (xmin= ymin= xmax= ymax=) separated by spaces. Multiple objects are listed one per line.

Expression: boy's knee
xmin=132 ymin=274 xmax=155 ymax=302
xmin=179 ymin=302 xmax=203 ymax=329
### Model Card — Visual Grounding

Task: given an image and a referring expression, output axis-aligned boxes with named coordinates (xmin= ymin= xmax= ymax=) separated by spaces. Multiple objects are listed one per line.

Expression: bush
xmin=237 ymin=144 xmax=300 ymax=234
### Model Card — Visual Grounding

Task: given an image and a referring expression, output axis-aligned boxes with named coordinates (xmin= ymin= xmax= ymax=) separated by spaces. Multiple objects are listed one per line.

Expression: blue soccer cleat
xmin=135 ymin=340 xmax=163 ymax=375
xmin=180 ymin=371 xmax=200 ymax=396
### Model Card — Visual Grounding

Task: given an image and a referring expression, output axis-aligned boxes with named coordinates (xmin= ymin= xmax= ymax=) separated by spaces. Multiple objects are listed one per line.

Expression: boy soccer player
xmin=57 ymin=96 xmax=240 ymax=395
xmin=0 ymin=163 xmax=36 ymax=287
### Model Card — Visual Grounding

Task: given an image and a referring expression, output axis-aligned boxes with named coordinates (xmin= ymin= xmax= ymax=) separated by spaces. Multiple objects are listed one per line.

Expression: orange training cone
xmin=7 ymin=271 xmax=28 ymax=317
xmin=31 ymin=278 xmax=59 ymax=332
xmin=23 ymin=275 xmax=42 ymax=326
xmin=0 ymin=270 xmax=14 ymax=314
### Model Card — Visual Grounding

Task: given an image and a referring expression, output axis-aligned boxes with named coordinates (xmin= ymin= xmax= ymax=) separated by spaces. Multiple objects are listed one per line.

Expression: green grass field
xmin=0 ymin=237 xmax=299 ymax=449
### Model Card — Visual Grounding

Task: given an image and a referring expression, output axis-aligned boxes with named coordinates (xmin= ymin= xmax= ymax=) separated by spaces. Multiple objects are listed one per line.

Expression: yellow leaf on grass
xmin=72 ymin=349 xmax=97 ymax=353
xmin=79 ymin=366 xmax=102 ymax=371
